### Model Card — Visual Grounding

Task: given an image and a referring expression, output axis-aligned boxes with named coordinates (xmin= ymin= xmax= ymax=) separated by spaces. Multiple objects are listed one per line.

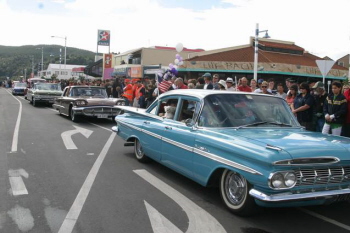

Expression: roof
xmin=187 ymin=42 xmax=347 ymax=70
xmin=47 ymin=64 xmax=86 ymax=70
xmin=159 ymin=89 xmax=280 ymax=99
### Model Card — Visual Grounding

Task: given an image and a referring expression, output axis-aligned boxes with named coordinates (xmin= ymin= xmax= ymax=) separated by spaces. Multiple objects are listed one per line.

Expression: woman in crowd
xmin=286 ymin=84 xmax=298 ymax=109
xmin=342 ymin=85 xmax=350 ymax=137
xmin=218 ymin=80 xmax=226 ymax=90
xmin=249 ymin=79 xmax=257 ymax=92
xmin=322 ymin=81 xmax=347 ymax=136
xmin=292 ymin=82 xmax=315 ymax=131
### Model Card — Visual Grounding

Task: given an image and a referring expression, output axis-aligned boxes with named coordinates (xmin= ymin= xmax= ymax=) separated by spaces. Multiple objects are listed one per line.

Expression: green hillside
xmin=0 ymin=44 xmax=96 ymax=80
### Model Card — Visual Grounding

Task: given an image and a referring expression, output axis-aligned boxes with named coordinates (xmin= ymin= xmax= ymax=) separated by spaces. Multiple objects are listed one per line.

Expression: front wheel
xmin=134 ymin=139 xmax=150 ymax=163
xmin=70 ymin=107 xmax=80 ymax=122
xmin=220 ymin=169 xmax=257 ymax=216
xmin=33 ymin=98 xmax=37 ymax=107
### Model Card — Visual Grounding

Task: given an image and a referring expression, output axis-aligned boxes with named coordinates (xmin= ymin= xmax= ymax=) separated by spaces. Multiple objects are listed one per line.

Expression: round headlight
xmin=284 ymin=172 xmax=296 ymax=187
xmin=271 ymin=173 xmax=284 ymax=188
xmin=76 ymin=100 xmax=86 ymax=106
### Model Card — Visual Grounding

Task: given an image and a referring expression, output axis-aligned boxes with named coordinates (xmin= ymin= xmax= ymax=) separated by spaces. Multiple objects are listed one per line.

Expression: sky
xmin=0 ymin=0 xmax=350 ymax=61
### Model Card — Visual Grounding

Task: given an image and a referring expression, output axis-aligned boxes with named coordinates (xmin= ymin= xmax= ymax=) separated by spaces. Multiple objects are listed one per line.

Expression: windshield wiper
xmin=237 ymin=121 xmax=293 ymax=129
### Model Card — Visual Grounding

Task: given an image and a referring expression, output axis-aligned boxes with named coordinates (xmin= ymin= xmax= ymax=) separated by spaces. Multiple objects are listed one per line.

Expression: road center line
xmin=299 ymin=208 xmax=350 ymax=231
xmin=58 ymin=132 xmax=116 ymax=233
xmin=5 ymin=89 xmax=23 ymax=152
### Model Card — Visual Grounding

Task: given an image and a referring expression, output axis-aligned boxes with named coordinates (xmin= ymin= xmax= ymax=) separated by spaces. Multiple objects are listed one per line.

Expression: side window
xmin=176 ymin=99 xmax=199 ymax=122
xmin=148 ymin=104 xmax=158 ymax=115
xmin=158 ymin=98 xmax=178 ymax=119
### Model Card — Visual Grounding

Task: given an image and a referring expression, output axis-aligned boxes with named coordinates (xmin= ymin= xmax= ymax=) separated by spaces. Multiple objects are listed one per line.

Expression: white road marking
xmin=8 ymin=169 xmax=29 ymax=196
xmin=134 ymin=169 xmax=226 ymax=233
xmin=5 ymin=89 xmax=23 ymax=152
xmin=145 ymin=201 xmax=182 ymax=233
xmin=61 ymin=125 xmax=93 ymax=150
xmin=88 ymin=122 xmax=113 ymax=132
xmin=58 ymin=132 xmax=116 ymax=233
xmin=7 ymin=205 xmax=34 ymax=232
xmin=299 ymin=208 xmax=350 ymax=231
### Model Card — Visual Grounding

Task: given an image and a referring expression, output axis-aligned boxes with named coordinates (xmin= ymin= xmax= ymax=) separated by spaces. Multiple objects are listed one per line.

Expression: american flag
xmin=157 ymin=74 xmax=172 ymax=94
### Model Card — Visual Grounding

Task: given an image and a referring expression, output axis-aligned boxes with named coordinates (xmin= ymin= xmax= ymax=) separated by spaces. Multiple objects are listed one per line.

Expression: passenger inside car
xmin=159 ymin=99 xmax=178 ymax=119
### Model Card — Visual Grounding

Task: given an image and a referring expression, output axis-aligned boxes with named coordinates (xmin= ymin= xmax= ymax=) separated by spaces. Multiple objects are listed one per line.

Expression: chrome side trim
xmin=249 ymin=188 xmax=350 ymax=202
xmin=193 ymin=148 xmax=263 ymax=175
xmin=117 ymin=120 xmax=263 ymax=175
xmin=163 ymin=137 xmax=193 ymax=152
xmin=273 ymin=157 xmax=340 ymax=166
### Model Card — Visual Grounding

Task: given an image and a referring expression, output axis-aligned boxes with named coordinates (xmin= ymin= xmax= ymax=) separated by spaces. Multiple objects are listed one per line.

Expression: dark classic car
xmin=112 ymin=89 xmax=350 ymax=216
xmin=12 ymin=82 xmax=27 ymax=95
xmin=53 ymin=85 xmax=125 ymax=122
xmin=26 ymin=83 xmax=62 ymax=106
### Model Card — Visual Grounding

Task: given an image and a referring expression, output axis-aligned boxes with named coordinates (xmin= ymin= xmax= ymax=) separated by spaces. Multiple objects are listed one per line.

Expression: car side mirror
xmin=185 ymin=118 xmax=195 ymax=127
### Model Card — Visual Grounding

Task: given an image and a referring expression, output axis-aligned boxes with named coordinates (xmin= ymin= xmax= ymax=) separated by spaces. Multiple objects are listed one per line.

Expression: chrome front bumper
xmin=249 ymin=188 xmax=350 ymax=202
xmin=73 ymin=106 xmax=118 ymax=117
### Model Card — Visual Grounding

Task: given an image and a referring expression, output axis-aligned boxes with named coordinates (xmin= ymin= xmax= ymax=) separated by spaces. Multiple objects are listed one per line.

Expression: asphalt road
xmin=1 ymin=87 xmax=350 ymax=233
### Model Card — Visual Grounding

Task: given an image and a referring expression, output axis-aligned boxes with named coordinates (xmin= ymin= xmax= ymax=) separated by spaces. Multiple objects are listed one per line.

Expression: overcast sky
xmin=1 ymin=0 xmax=349 ymax=61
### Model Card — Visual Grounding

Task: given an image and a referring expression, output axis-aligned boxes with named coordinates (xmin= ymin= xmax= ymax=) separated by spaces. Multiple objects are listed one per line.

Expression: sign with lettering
xmin=181 ymin=61 xmax=347 ymax=78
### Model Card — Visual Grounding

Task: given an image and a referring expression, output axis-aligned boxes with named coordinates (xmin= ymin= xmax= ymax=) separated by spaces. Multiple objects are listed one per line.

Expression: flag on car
xmin=157 ymin=74 xmax=172 ymax=94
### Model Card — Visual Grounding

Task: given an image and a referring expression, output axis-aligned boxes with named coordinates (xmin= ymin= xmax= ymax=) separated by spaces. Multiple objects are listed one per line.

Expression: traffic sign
xmin=316 ymin=60 xmax=336 ymax=84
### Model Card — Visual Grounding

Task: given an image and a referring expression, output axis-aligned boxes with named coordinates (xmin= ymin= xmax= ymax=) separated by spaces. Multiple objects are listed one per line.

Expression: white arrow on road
xmin=61 ymin=126 xmax=93 ymax=150
xmin=134 ymin=169 xmax=226 ymax=233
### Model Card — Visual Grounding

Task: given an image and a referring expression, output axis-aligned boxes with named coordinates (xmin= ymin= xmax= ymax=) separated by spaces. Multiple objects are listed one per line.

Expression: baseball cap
xmin=202 ymin=73 xmax=212 ymax=78
xmin=258 ymin=79 xmax=264 ymax=84
xmin=226 ymin=77 xmax=234 ymax=83
xmin=312 ymin=81 xmax=324 ymax=89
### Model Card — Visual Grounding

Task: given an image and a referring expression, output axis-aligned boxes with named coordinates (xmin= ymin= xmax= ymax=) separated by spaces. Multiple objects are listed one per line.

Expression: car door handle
xmin=165 ymin=126 xmax=172 ymax=130
xmin=144 ymin=121 xmax=150 ymax=124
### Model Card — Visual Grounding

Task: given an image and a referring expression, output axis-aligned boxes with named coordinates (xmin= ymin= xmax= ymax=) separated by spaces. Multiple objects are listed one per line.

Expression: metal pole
xmin=64 ymin=36 xmax=67 ymax=69
xmin=24 ymin=68 xmax=27 ymax=81
xmin=41 ymin=47 xmax=44 ymax=77
xmin=253 ymin=23 xmax=259 ymax=81
xmin=59 ymin=48 xmax=62 ymax=80
xmin=31 ymin=56 xmax=34 ymax=78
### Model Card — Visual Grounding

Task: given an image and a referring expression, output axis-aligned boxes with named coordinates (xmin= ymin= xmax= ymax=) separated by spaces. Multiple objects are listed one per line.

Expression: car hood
xmin=34 ymin=90 xmax=62 ymax=95
xmin=84 ymin=98 xmax=116 ymax=106
xmin=216 ymin=128 xmax=350 ymax=161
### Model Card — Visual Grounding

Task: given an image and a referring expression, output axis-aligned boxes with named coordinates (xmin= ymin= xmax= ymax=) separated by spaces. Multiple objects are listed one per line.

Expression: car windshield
xmin=198 ymin=94 xmax=299 ymax=128
xmin=72 ymin=87 xmax=108 ymax=97
xmin=35 ymin=83 xmax=61 ymax=91
xmin=14 ymin=83 xmax=27 ymax=87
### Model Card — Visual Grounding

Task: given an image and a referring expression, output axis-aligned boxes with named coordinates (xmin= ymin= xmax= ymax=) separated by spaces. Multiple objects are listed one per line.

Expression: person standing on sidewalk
xmin=322 ymin=81 xmax=347 ymax=136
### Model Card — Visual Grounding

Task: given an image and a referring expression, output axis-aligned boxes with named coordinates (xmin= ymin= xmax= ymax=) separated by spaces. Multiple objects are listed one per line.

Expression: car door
xmin=139 ymin=101 xmax=164 ymax=161
xmin=160 ymin=96 xmax=200 ymax=179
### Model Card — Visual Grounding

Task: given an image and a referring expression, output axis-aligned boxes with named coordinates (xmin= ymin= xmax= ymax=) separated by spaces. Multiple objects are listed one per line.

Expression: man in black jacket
xmin=322 ymin=81 xmax=347 ymax=135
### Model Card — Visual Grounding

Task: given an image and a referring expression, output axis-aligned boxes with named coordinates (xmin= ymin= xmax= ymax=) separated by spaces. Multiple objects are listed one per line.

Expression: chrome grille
xmin=295 ymin=166 xmax=350 ymax=187
xmin=83 ymin=107 xmax=119 ymax=114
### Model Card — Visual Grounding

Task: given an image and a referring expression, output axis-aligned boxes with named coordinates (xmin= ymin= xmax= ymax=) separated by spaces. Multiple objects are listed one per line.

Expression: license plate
xmin=97 ymin=114 xmax=108 ymax=118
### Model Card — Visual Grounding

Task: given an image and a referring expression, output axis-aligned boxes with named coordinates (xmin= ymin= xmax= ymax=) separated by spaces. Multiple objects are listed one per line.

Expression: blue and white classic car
xmin=112 ymin=89 xmax=350 ymax=216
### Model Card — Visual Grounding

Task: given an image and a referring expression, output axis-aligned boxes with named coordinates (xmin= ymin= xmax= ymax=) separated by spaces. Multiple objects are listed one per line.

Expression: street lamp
xmin=51 ymin=35 xmax=67 ymax=69
xmin=253 ymin=23 xmax=270 ymax=81
xmin=36 ymin=47 xmax=44 ymax=77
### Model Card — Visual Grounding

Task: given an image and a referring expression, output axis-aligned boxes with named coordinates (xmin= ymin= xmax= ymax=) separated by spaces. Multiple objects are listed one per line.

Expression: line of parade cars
xmin=13 ymin=78 xmax=126 ymax=122
xmin=12 ymin=78 xmax=350 ymax=216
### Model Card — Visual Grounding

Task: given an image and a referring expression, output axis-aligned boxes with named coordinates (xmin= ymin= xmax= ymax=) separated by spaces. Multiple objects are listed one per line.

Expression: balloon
xmin=178 ymin=61 xmax=184 ymax=66
xmin=176 ymin=43 xmax=183 ymax=53
xmin=174 ymin=58 xmax=179 ymax=65
xmin=175 ymin=54 xmax=181 ymax=59
xmin=169 ymin=63 xmax=174 ymax=69
xmin=178 ymin=57 xmax=183 ymax=62
xmin=173 ymin=65 xmax=178 ymax=69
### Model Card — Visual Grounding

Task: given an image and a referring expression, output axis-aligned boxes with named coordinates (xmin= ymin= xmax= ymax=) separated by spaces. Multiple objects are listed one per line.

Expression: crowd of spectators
xmin=3 ymin=73 xmax=349 ymax=138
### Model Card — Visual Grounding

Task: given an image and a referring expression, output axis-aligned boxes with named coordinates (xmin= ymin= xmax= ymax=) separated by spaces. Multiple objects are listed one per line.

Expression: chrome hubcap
xmin=136 ymin=141 xmax=143 ymax=158
xmin=225 ymin=172 xmax=247 ymax=206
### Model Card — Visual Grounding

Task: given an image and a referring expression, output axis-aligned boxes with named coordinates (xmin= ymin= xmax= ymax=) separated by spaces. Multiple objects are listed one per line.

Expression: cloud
xmin=0 ymin=0 xmax=349 ymax=60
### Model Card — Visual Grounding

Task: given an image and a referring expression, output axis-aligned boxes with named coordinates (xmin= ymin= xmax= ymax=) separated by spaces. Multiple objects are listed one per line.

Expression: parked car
xmin=26 ymin=83 xmax=63 ymax=106
xmin=53 ymin=85 xmax=125 ymax=122
xmin=12 ymin=82 xmax=27 ymax=95
xmin=112 ymin=89 xmax=350 ymax=216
